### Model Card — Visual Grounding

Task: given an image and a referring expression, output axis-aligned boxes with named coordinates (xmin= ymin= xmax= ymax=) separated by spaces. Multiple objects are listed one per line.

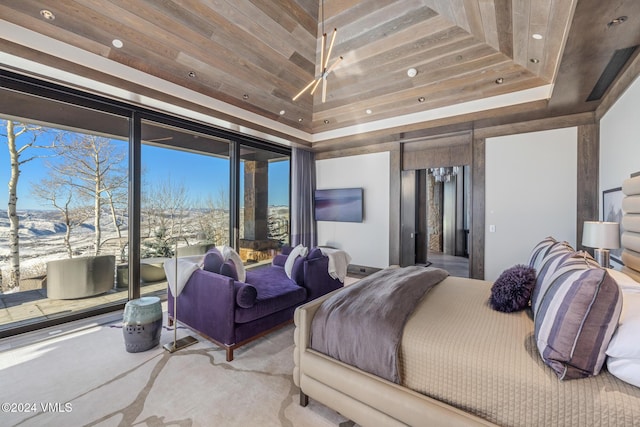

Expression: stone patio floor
xmin=0 ymin=281 xmax=167 ymax=334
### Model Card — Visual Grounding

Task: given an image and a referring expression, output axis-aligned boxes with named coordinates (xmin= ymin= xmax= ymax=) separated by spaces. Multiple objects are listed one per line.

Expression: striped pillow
xmin=527 ymin=236 xmax=558 ymax=271
xmin=529 ymin=240 xmax=576 ymax=316
xmin=534 ymin=265 xmax=622 ymax=380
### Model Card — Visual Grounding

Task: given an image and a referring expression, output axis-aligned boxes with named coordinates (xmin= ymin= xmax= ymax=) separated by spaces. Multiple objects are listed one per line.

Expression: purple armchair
xmin=168 ymin=246 xmax=344 ymax=361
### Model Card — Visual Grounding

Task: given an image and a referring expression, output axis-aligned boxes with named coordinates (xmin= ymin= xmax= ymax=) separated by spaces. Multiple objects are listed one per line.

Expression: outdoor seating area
xmin=46 ymin=255 xmax=116 ymax=299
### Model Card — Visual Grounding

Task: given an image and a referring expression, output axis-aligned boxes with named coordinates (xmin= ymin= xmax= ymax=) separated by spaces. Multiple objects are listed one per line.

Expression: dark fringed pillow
xmin=490 ymin=264 xmax=536 ymax=312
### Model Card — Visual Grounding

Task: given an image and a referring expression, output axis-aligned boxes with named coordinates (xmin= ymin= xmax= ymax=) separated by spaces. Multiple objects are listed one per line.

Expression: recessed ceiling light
xmin=242 ymin=94 xmax=249 ymax=100
xmin=530 ymin=58 xmax=540 ymax=64
xmin=407 ymin=68 xmax=418 ymax=78
xmin=112 ymin=39 xmax=123 ymax=49
xmin=495 ymin=77 xmax=504 ymax=84
xmin=418 ymin=97 xmax=426 ymax=103
xmin=324 ymin=120 xmax=330 ymax=124
xmin=40 ymin=9 xmax=55 ymax=20
xmin=532 ymin=33 xmax=543 ymax=40
xmin=279 ymin=110 xmax=285 ymax=115
xmin=298 ymin=118 xmax=303 ymax=122
xmin=608 ymin=16 xmax=628 ymax=27
xmin=187 ymin=71 xmax=196 ymax=78
xmin=365 ymin=109 xmax=372 ymax=115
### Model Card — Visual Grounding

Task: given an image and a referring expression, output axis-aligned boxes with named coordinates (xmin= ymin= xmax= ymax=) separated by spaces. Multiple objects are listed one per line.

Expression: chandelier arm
xmin=309 ymin=77 xmax=322 ymax=95
xmin=322 ymin=77 xmax=327 ymax=103
xmin=292 ymin=78 xmax=318 ymax=101
xmin=326 ymin=56 xmax=343 ymax=74
xmin=324 ymin=28 xmax=338 ymax=70
xmin=319 ymin=33 xmax=327 ymax=76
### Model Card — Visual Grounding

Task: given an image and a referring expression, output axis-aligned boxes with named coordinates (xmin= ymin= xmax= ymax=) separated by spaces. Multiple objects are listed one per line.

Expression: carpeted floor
xmin=0 ymin=308 xmax=353 ymax=427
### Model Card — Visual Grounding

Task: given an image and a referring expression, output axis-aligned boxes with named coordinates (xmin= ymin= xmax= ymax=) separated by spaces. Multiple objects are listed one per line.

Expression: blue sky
xmin=0 ymin=128 xmax=290 ymax=210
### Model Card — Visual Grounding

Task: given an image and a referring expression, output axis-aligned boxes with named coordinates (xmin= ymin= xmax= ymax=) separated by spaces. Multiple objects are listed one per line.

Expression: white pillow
xmin=608 ymin=269 xmax=640 ymax=292
xmin=217 ymin=245 xmax=246 ymax=282
xmin=606 ymin=292 xmax=640 ymax=359
xmin=284 ymin=244 xmax=308 ymax=279
xmin=607 ymin=357 xmax=640 ymax=388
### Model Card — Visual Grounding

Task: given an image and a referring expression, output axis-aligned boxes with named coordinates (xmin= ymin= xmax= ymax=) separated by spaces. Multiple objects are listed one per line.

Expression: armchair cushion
xmin=236 ymin=275 xmax=306 ymax=323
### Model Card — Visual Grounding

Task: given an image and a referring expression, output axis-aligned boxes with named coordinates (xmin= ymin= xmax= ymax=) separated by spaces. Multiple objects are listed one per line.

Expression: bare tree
xmin=31 ymin=177 xmax=89 ymax=258
xmin=141 ymin=176 xmax=190 ymax=257
xmin=49 ymin=134 xmax=127 ymax=256
xmin=195 ymin=185 xmax=229 ymax=246
xmin=1 ymin=120 xmax=53 ymax=290
xmin=103 ymin=172 xmax=128 ymax=261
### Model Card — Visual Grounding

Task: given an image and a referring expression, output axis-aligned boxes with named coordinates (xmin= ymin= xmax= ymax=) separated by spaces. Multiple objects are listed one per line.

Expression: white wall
xmin=316 ymin=152 xmax=390 ymax=268
xmin=485 ymin=128 xmax=577 ymax=280
xmin=600 ymin=76 xmax=640 ymax=196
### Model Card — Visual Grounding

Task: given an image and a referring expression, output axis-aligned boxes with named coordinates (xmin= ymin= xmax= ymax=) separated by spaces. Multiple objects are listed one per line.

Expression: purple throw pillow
xmin=234 ymin=283 xmax=257 ymax=308
xmin=203 ymin=247 xmax=224 ymax=273
xmin=219 ymin=260 xmax=238 ymax=281
xmin=490 ymin=264 xmax=536 ymax=312
xmin=307 ymin=247 xmax=323 ymax=260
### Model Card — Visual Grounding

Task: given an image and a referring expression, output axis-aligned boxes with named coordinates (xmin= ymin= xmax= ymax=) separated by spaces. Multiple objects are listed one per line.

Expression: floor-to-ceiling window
xmin=238 ymin=144 xmax=290 ymax=264
xmin=0 ymin=83 xmax=131 ymax=334
xmin=0 ymin=72 xmax=291 ymax=337
xmin=139 ymin=120 xmax=231 ymax=281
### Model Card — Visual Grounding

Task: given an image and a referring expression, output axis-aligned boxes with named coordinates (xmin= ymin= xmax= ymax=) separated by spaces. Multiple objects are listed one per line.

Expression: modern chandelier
xmin=429 ymin=166 xmax=461 ymax=183
xmin=292 ymin=0 xmax=343 ymax=103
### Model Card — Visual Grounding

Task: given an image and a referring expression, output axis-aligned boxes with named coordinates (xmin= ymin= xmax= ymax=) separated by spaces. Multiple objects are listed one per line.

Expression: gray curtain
xmin=291 ymin=147 xmax=317 ymax=248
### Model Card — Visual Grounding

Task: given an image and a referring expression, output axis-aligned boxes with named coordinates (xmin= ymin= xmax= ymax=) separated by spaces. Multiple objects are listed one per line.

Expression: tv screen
xmin=314 ymin=188 xmax=363 ymax=222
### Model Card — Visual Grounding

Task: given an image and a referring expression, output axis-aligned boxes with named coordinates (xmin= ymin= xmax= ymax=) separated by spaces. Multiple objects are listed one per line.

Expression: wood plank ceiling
xmin=0 ymin=0 xmax=639 ymax=151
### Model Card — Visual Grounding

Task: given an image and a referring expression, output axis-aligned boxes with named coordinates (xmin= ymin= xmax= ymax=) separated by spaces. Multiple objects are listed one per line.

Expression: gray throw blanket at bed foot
xmin=310 ymin=266 xmax=449 ymax=383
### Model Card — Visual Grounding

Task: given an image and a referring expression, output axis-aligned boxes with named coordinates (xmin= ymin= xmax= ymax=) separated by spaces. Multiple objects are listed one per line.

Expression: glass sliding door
xmin=0 ymin=72 xmax=292 ymax=337
xmin=0 ymin=86 xmax=130 ymax=334
xmin=139 ymin=120 xmax=230 ymax=287
xmin=238 ymin=144 xmax=290 ymax=264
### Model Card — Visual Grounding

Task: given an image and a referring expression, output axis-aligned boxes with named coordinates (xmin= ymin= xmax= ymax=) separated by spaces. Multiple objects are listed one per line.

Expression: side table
xmin=122 ymin=296 xmax=163 ymax=352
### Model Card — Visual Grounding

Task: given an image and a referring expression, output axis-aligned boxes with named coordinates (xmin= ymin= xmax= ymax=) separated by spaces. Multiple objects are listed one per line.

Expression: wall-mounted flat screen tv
xmin=314 ymin=188 xmax=363 ymax=222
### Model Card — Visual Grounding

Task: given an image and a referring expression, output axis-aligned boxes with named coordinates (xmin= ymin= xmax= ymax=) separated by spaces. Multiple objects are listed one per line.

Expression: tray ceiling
xmin=0 ymin=0 xmax=639 ymax=151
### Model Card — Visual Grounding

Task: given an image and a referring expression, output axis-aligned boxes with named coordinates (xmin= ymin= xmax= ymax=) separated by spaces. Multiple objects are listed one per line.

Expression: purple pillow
xmin=290 ymin=255 xmax=306 ymax=286
xmin=280 ymin=245 xmax=293 ymax=256
xmin=272 ymin=253 xmax=288 ymax=267
xmin=489 ymin=264 xmax=536 ymax=312
xmin=219 ymin=260 xmax=238 ymax=281
xmin=203 ymin=248 xmax=224 ymax=273
xmin=234 ymin=283 xmax=257 ymax=308
xmin=307 ymin=247 xmax=323 ymax=260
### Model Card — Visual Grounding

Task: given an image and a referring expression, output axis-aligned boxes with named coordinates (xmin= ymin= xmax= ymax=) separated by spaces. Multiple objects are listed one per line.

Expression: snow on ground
xmin=0 ymin=210 xmax=122 ymax=282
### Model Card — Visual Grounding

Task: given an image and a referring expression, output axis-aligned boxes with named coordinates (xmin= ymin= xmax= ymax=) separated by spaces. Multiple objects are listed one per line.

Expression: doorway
xmin=401 ymin=166 xmax=470 ymax=277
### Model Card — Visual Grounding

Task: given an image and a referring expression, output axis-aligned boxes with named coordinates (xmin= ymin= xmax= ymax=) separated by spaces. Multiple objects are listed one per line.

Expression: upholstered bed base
xmin=294 ymin=274 xmax=640 ymax=426
xmin=293 ymin=289 xmax=496 ymax=427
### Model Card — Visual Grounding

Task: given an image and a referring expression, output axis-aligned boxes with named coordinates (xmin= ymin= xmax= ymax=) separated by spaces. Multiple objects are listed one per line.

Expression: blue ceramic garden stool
xmin=122 ymin=296 xmax=162 ymax=352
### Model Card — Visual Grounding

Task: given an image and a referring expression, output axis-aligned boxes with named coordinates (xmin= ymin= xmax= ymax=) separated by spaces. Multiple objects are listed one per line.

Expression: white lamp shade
xmin=582 ymin=221 xmax=620 ymax=249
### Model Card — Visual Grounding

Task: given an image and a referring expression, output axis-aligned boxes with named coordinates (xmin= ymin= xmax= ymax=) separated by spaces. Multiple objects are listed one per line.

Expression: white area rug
xmin=0 ymin=311 xmax=352 ymax=427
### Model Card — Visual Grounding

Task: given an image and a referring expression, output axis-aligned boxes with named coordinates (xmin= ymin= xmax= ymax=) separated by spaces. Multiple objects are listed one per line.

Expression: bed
xmin=292 ymin=177 xmax=640 ymax=427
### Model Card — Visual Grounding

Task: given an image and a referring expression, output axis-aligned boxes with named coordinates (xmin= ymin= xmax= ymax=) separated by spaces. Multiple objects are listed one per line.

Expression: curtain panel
xmin=291 ymin=147 xmax=316 ymax=248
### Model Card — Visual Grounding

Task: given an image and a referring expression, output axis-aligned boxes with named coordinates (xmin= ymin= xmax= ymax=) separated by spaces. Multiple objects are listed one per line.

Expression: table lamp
xmin=582 ymin=221 xmax=620 ymax=268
